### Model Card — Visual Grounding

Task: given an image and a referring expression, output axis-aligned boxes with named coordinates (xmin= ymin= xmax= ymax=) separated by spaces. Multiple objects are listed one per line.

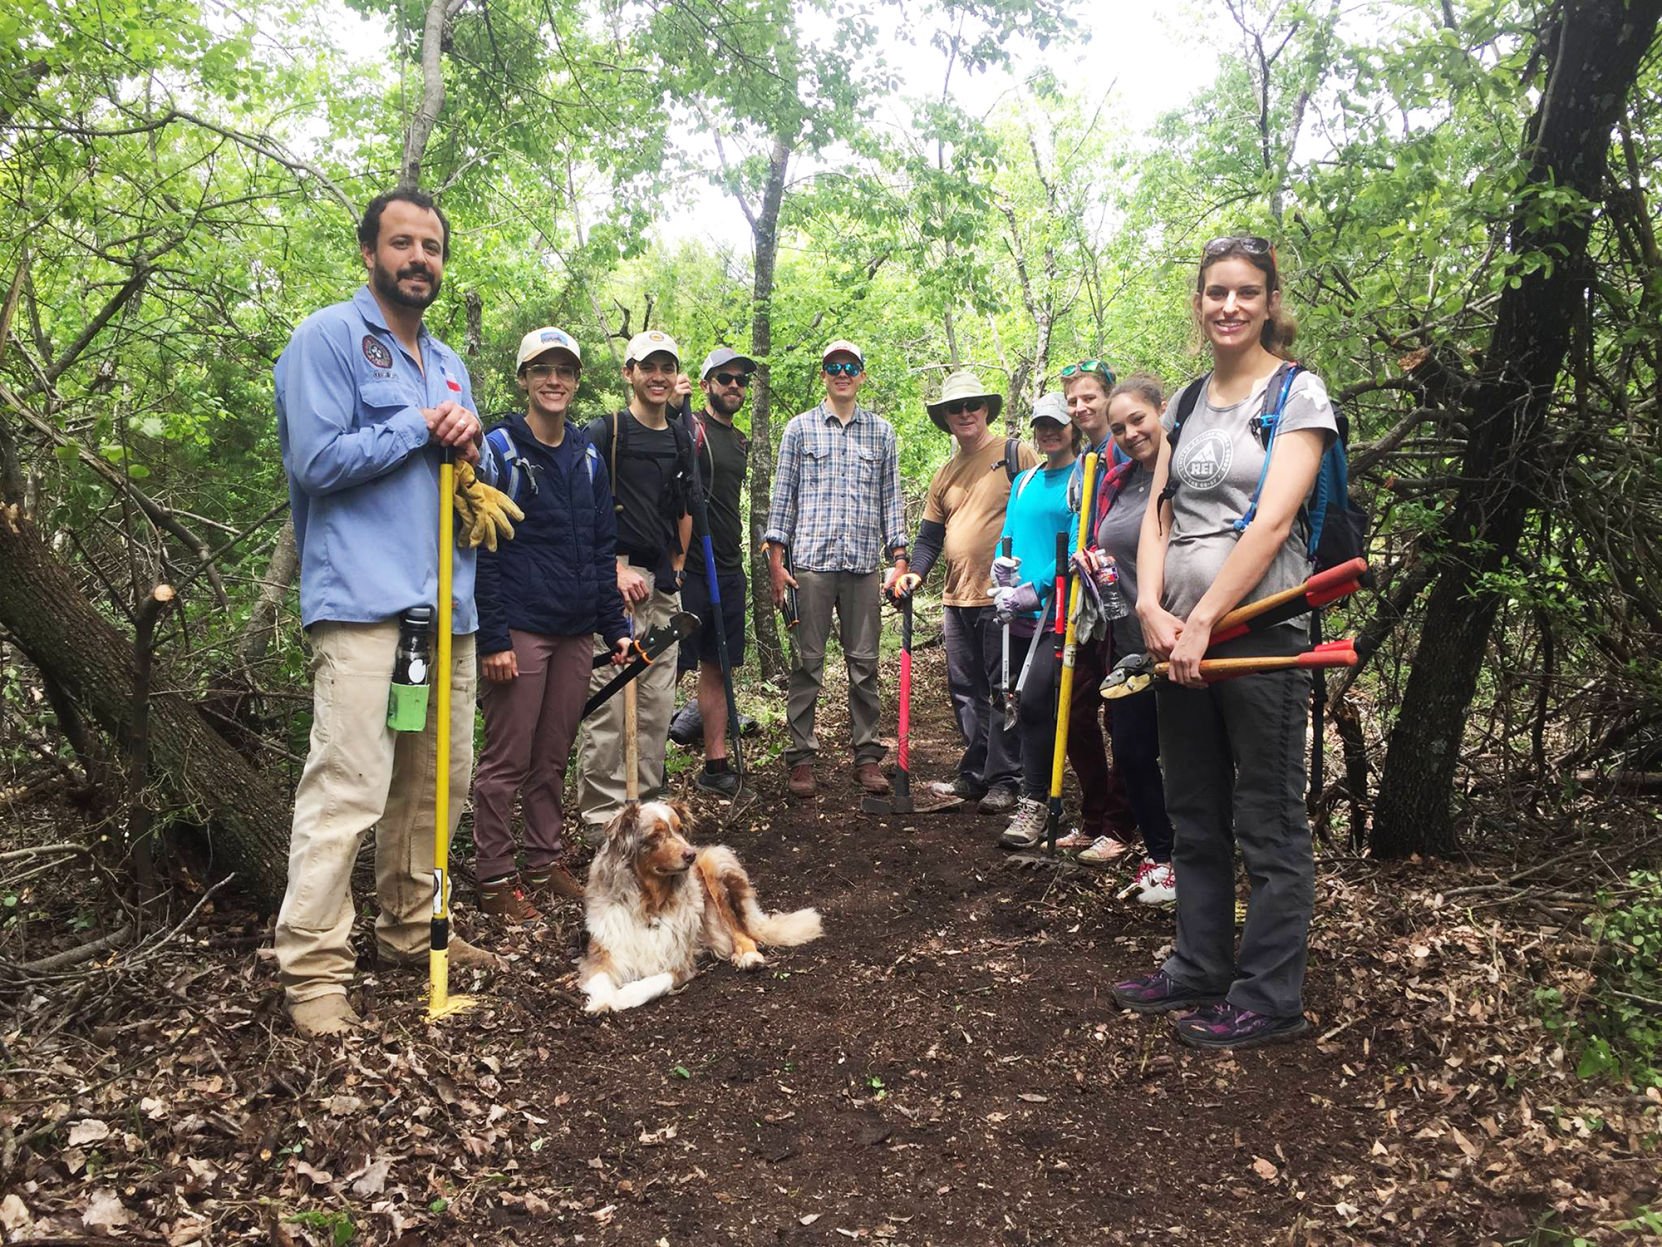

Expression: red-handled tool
xmin=1209 ymin=558 xmax=1369 ymax=646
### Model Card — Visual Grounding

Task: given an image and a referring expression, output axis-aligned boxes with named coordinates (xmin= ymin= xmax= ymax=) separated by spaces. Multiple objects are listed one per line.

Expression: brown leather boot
xmin=855 ymin=762 xmax=891 ymax=796
xmin=477 ymin=876 xmax=544 ymax=922
xmin=524 ymin=863 xmax=584 ymax=902
xmin=788 ymin=762 xmax=816 ymax=798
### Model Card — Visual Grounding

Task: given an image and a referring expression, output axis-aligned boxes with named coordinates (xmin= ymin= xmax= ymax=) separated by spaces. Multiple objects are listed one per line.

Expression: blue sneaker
xmin=1110 ymin=969 xmax=1227 ymax=1015
xmin=1172 ymin=1003 xmax=1310 ymax=1050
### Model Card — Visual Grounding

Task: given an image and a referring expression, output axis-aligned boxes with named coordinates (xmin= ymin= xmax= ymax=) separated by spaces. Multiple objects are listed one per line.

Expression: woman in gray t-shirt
xmin=1079 ymin=375 xmax=1177 ymax=901
xmin=1111 ymin=236 xmax=1335 ymax=1051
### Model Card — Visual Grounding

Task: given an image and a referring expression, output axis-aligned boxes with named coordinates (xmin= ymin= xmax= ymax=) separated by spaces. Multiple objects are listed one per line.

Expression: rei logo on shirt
xmin=1175 ymin=429 xmax=1233 ymax=492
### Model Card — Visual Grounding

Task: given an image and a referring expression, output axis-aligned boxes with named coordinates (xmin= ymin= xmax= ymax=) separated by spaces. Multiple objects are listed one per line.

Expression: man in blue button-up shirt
xmin=272 ymin=190 xmax=502 ymax=1038
xmin=764 ymin=340 xmax=909 ymax=801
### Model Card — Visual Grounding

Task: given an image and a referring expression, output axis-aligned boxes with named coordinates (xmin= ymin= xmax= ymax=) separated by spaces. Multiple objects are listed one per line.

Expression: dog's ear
xmin=665 ymin=800 xmax=696 ymax=836
xmin=607 ymin=802 xmax=642 ymax=850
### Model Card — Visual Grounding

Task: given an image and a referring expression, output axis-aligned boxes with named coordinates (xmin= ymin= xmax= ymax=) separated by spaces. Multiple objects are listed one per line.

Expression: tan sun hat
xmin=926 ymin=369 xmax=1004 ymax=432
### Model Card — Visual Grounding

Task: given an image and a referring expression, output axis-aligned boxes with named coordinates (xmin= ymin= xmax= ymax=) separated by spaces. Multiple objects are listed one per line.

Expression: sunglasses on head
xmin=710 ymin=371 xmax=751 ymax=387
xmin=823 ymin=361 xmax=863 ymax=377
xmin=1202 ymin=235 xmax=1274 ymax=261
xmin=939 ymin=399 xmax=987 ymax=417
xmin=1060 ymin=359 xmax=1115 ymax=385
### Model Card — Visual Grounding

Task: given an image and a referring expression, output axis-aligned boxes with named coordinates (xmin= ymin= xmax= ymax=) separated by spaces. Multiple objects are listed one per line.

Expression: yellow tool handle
xmin=1049 ymin=452 xmax=1099 ymax=799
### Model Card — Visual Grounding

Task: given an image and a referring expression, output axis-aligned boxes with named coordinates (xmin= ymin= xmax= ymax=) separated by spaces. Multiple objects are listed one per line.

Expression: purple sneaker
xmin=1110 ymin=969 xmax=1227 ymax=1015
xmin=1172 ymin=1003 xmax=1310 ymax=1050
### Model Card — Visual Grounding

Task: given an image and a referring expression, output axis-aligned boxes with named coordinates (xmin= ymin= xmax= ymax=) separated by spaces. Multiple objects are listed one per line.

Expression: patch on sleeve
xmin=362 ymin=335 xmax=393 ymax=369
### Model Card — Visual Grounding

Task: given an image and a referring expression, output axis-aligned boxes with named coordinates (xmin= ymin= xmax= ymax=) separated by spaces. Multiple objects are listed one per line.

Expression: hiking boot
xmin=378 ymin=936 xmax=505 ymax=970
xmin=978 ymin=785 xmax=1018 ymax=816
xmin=1077 ymin=835 xmax=1132 ymax=866
xmin=1136 ymin=861 xmax=1177 ymax=906
xmin=1172 ymin=1003 xmax=1310 ymax=1050
xmin=524 ymin=864 xmax=584 ymax=903
xmin=668 ymin=702 xmax=703 ymax=748
xmin=289 ymin=995 xmax=363 ymax=1038
xmin=1110 ymin=969 xmax=1226 ymax=1015
xmin=788 ymin=763 xmax=817 ymax=798
xmin=696 ymin=766 xmax=743 ymax=798
xmin=855 ymin=763 xmax=891 ymax=796
xmin=478 ymin=876 xmax=543 ymax=921
xmin=950 ymin=776 xmax=989 ymax=801
xmin=998 ymin=797 xmax=1047 ymax=849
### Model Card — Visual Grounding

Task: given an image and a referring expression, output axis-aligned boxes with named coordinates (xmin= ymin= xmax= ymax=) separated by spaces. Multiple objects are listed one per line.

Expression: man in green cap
xmin=894 ymin=369 xmax=1036 ymax=814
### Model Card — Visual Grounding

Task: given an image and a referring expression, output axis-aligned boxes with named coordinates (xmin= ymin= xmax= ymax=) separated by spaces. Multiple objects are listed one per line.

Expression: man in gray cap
xmin=894 ymin=369 xmax=1036 ymax=813
xmin=674 ymin=346 xmax=756 ymax=797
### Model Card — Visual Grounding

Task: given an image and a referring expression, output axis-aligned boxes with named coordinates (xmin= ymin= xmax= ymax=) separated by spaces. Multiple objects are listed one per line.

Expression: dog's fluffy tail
xmin=747 ymin=904 xmax=823 ymax=947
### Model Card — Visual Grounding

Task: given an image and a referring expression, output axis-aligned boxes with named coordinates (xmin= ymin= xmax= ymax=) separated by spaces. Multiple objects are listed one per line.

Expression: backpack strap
xmin=1156 ymin=374 xmax=1209 ymax=507
xmin=1233 ymin=363 xmax=1301 ymax=535
xmin=610 ymin=411 xmax=624 ymax=513
xmin=485 ymin=426 xmax=532 ymax=504
xmin=986 ymin=435 xmax=1025 ymax=483
xmin=583 ymin=443 xmax=601 ymax=487
xmin=1011 ymin=463 xmax=1042 ymax=503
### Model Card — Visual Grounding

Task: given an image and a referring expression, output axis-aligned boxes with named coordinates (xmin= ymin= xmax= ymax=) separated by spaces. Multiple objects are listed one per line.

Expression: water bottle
xmin=387 ymin=606 xmax=434 ymax=731
xmin=1101 ymin=565 xmax=1130 ymax=622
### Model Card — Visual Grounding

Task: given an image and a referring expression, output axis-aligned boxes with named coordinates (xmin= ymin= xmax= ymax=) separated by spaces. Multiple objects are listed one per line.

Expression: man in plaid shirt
xmin=765 ymin=340 xmax=909 ymax=799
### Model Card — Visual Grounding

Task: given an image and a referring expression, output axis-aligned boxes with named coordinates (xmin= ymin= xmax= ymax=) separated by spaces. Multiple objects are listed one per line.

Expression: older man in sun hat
xmin=893 ymin=368 xmax=1037 ymax=814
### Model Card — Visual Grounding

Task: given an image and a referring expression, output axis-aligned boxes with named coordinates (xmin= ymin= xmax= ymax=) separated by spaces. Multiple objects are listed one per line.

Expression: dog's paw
xmin=583 ymin=996 xmax=613 ymax=1015
xmin=734 ymin=950 xmax=766 ymax=971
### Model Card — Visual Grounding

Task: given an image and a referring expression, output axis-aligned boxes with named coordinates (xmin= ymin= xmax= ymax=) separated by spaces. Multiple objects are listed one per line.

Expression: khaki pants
xmin=786 ymin=569 xmax=883 ymax=767
xmin=576 ymin=581 xmax=680 ymax=827
xmin=274 ymin=620 xmax=476 ymax=1005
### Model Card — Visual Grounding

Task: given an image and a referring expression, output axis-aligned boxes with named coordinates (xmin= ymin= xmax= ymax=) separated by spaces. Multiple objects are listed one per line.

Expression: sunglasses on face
xmin=1060 ymin=359 xmax=1115 ymax=385
xmin=710 ymin=371 xmax=752 ymax=387
xmin=1202 ymin=235 xmax=1273 ymax=261
xmin=939 ymin=399 xmax=987 ymax=417
xmin=524 ymin=362 xmax=579 ymax=381
xmin=823 ymin=361 xmax=863 ymax=378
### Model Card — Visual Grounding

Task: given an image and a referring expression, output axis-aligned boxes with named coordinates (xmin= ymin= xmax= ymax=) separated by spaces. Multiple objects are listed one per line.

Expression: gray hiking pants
xmin=943 ymin=605 xmax=1020 ymax=793
xmin=1156 ymin=628 xmax=1313 ymax=1018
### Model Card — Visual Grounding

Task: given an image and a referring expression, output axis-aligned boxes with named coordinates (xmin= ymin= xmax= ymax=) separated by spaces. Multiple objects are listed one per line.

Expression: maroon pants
xmin=1069 ymin=636 xmax=1137 ymax=840
xmin=472 ymin=630 xmax=593 ymax=882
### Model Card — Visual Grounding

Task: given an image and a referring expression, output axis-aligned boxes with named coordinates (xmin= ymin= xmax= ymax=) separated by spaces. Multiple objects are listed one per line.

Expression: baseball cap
xmin=821 ymin=339 xmax=864 ymax=366
xmin=516 ymin=326 xmax=582 ymax=370
xmin=625 ymin=329 xmax=680 ymax=365
xmin=700 ymin=346 xmax=757 ymax=380
xmin=1030 ymin=392 xmax=1069 ymax=425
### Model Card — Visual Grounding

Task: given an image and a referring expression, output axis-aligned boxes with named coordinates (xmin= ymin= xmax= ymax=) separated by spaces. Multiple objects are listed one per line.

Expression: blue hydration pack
xmin=1163 ymin=363 xmax=1367 ymax=571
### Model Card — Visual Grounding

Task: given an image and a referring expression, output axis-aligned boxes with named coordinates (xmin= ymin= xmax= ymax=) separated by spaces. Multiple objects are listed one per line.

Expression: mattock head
xmin=1101 ymin=651 xmax=1156 ymax=701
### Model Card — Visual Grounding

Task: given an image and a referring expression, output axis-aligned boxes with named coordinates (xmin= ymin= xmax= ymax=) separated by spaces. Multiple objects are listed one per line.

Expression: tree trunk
xmin=0 ymin=505 xmax=291 ymax=906
xmin=1371 ymin=0 xmax=1662 ymax=858
xmin=746 ymin=133 xmax=791 ymax=682
xmin=399 ymin=0 xmax=465 ymax=191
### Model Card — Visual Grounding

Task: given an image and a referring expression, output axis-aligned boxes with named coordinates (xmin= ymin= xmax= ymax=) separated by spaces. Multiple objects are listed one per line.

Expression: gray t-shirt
xmin=1160 ymin=369 xmax=1337 ymax=623
xmin=1094 ymin=463 xmax=1153 ymax=655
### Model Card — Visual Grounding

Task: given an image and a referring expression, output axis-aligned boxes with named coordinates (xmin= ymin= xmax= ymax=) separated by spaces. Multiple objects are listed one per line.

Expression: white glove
xmin=991 ymin=555 xmax=1021 ymax=589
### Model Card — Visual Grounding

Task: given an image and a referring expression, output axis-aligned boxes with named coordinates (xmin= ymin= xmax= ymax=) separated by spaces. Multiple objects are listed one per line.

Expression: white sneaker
xmin=1076 ymin=835 xmax=1132 ymax=866
xmin=998 ymin=798 xmax=1047 ymax=849
xmin=1136 ymin=862 xmax=1177 ymax=905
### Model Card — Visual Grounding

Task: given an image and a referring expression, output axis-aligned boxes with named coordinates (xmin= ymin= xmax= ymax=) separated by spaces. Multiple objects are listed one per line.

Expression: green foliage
xmin=1539 ymin=872 xmax=1662 ymax=1089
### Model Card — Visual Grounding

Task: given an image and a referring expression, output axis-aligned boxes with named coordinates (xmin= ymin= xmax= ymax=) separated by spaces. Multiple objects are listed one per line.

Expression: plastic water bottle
xmin=387 ymin=606 xmax=433 ymax=731
xmin=1101 ymin=566 xmax=1130 ymax=621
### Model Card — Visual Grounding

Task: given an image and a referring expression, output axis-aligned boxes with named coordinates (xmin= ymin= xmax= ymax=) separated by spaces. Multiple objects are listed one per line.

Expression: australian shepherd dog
xmin=579 ymin=800 xmax=823 ymax=1013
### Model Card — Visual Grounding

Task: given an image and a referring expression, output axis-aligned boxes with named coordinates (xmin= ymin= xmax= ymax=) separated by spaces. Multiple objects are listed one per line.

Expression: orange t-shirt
xmin=923 ymin=437 xmax=1040 ymax=606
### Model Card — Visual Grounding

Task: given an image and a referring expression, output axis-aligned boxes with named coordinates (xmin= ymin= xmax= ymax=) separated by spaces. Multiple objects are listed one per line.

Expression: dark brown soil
xmin=1 ymin=648 xmax=1656 ymax=1246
